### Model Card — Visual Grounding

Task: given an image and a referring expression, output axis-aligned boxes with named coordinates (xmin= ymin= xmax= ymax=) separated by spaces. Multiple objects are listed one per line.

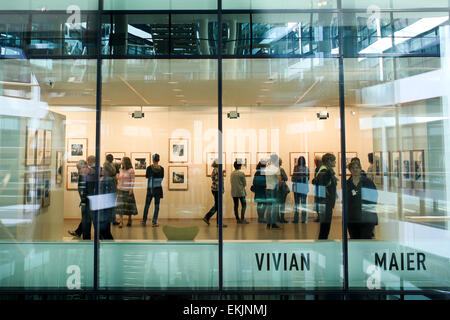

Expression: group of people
xmin=68 ymin=153 xmax=165 ymax=240
xmin=69 ymin=151 xmax=379 ymax=241
xmin=203 ymin=152 xmax=379 ymax=240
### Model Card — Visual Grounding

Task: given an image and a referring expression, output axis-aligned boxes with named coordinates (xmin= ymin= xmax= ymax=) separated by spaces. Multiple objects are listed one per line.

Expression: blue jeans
xmin=265 ymin=189 xmax=279 ymax=225
xmin=143 ymin=191 xmax=161 ymax=224
xmin=294 ymin=192 xmax=307 ymax=223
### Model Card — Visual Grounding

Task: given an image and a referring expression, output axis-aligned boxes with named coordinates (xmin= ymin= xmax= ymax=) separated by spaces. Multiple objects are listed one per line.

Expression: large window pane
xmin=0 ymin=59 xmax=97 ymax=289
xmin=102 ymin=14 xmax=169 ymax=56
xmin=0 ymin=0 xmax=97 ymax=10
xmin=342 ymin=0 xmax=450 ymax=9
xmin=344 ymin=56 xmax=450 ymax=290
xmin=0 ymin=12 xmax=99 ymax=57
xmin=99 ymin=59 xmax=219 ymax=289
xmin=104 ymin=0 xmax=217 ymax=10
xmin=341 ymin=11 xmax=448 ymax=57
xmin=222 ymin=58 xmax=343 ymax=289
xmin=223 ymin=0 xmax=337 ymax=10
xmin=222 ymin=13 xmax=339 ymax=56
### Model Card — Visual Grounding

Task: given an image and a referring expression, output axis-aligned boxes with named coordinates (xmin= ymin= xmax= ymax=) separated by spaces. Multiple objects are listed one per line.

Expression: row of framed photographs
xmin=66 ymin=164 xmax=189 ymax=191
xmin=26 ymin=127 xmax=52 ymax=166
xmin=24 ymin=170 xmax=51 ymax=213
xmin=23 ymin=150 xmax=64 ymax=212
xmin=373 ymin=150 xmax=425 ymax=190
xmin=66 ymin=138 xmax=189 ymax=164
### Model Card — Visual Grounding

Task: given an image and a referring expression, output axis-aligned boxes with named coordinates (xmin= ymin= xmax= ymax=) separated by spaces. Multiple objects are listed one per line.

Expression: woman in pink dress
xmin=116 ymin=157 xmax=138 ymax=228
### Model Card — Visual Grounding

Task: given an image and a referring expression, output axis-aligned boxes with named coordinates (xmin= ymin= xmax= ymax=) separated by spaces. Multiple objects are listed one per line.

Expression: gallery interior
xmin=0 ymin=0 xmax=449 ymax=299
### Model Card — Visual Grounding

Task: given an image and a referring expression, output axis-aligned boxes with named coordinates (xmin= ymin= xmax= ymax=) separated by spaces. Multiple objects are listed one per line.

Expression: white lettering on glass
xmin=66 ymin=265 xmax=81 ymax=289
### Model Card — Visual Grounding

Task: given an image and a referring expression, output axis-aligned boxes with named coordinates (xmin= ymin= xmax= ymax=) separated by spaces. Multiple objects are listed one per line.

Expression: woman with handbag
xmin=252 ymin=161 xmax=267 ymax=223
xmin=116 ymin=157 xmax=138 ymax=228
xmin=292 ymin=156 xmax=310 ymax=223
xmin=277 ymin=158 xmax=290 ymax=223
xmin=346 ymin=160 xmax=378 ymax=239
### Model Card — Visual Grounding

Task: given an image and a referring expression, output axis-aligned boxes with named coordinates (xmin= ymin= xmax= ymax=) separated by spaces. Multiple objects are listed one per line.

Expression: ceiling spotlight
xmin=351 ymin=111 xmax=356 ymax=116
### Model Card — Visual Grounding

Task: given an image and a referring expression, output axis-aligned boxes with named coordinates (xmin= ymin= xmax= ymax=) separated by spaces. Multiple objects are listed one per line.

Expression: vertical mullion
xmin=169 ymin=13 xmax=172 ymax=55
xmin=337 ymin=0 xmax=349 ymax=298
xmin=94 ymin=0 xmax=104 ymax=295
xmin=217 ymin=0 xmax=224 ymax=299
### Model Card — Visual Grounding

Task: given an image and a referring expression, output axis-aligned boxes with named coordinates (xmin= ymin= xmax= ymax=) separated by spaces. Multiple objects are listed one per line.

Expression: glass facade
xmin=0 ymin=1 xmax=449 ymax=297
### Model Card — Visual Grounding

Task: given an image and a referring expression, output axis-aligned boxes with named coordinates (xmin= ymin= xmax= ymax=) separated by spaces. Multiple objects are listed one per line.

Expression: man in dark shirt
xmin=142 ymin=154 xmax=164 ymax=227
xmin=313 ymin=153 xmax=337 ymax=240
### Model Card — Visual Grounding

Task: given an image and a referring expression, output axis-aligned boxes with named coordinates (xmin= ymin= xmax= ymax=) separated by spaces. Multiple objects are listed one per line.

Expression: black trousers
xmin=81 ymin=204 xmax=93 ymax=240
xmin=318 ymin=203 xmax=333 ymax=240
xmin=233 ymin=197 xmax=246 ymax=221
xmin=204 ymin=191 xmax=219 ymax=222
xmin=348 ymin=223 xmax=375 ymax=239
xmin=256 ymin=202 xmax=266 ymax=222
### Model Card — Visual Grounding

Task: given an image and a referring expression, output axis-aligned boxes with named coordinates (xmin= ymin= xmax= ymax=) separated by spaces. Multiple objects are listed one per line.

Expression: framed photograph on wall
xmin=36 ymin=171 xmax=44 ymax=207
xmin=36 ymin=129 xmax=45 ymax=166
xmin=25 ymin=127 xmax=36 ymax=166
xmin=67 ymin=138 xmax=88 ymax=163
xmin=169 ymin=138 xmax=188 ymax=163
xmin=24 ymin=171 xmax=37 ymax=213
xmin=66 ymin=165 xmax=79 ymax=190
xmin=401 ymin=150 xmax=412 ymax=190
xmin=338 ymin=152 xmax=358 ymax=176
xmin=373 ymin=151 xmax=383 ymax=186
xmin=206 ymin=152 xmax=226 ymax=177
xmin=42 ymin=171 xmax=51 ymax=208
xmin=131 ymin=152 xmax=151 ymax=177
xmin=256 ymin=152 xmax=272 ymax=165
xmin=168 ymin=166 xmax=188 ymax=190
xmin=232 ymin=152 xmax=250 ymax=176
xmin=413 ymin=150 xmax=425 ymax=191
xmin=389 ymin=151 xmax=401 ymax=189
xmin=289 ymin=152 xmax=309 ymax=176
xmin=106 ymin=152 xmax=126 ymax=167
xmin=56 ymin=151 xmax=63 ymax=185
xmin=43 ymin=130 xmax=52 ymax=166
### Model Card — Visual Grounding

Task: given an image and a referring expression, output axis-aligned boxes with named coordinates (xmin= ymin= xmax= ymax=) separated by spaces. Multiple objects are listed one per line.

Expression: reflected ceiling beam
xmin=0 ymin=81 xmax=39 ymax=87
xmin=294 ymin=79 xmax=320 ymax=105
xmin=116 ymin=75 xmax=150 ymax=105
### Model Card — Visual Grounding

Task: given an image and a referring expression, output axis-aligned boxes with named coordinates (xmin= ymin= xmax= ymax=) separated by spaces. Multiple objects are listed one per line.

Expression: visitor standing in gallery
xmin=346 ymin=160 xmax=378 ymax=239
xmin=68 ymin=159 xmax=88 ymax=238
xmin=142 ymin=153 xmax=164 ymax=227
xmin=292 ymin=156 xmax=310 ymax=224
xmin=252 ymin=161 xmax=267 ymax=223
xmin=116 ymin=157 xmax=138 ymax=228
xmin=98 ymin=155 xmax=117 ymax=239
xmin=81 ymin=155 xmax=97 ymax=240
xmin=312 ymin=156 xmax=322 ymax=222
xmin=313 ymin=153 xmax=337 ymax=240
xmin=203 ymin=159 xmax=227 ymax=228
xmin=264 ymin=154 xmax=282 ymax=229
xmin=277 ymin=158 xmax=290 ymax=223
xmin=366 ymin=153 xmax=375 ymax=181
xmin=231 ymin=160 xmax=249 ymax=224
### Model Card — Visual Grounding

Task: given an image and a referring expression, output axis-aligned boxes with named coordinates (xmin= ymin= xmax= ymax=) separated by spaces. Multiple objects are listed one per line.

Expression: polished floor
xmin=63 ymin=216 xmax=385 ymax=241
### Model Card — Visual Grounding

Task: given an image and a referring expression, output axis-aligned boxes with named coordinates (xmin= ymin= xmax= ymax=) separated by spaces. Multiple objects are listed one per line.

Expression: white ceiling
xmin=0 ymin=57 xmax=440 ymax=110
